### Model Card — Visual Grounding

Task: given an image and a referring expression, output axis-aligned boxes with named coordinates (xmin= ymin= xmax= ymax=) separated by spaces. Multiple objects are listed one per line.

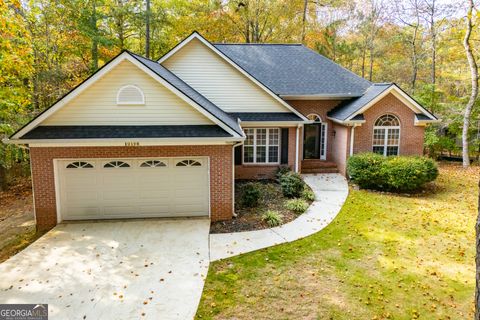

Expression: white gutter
xmin=327 ymin=116 xmax=366 ymax=126
xmin=3 ymin=136 xmax=245 ymax=147
xmin=239 ymin=121 xmax=307 ymax=127
xmin=280 ymin=94 xmax=360 ymax=100
xmin=414 ymin=118 xmax=442 ymax=126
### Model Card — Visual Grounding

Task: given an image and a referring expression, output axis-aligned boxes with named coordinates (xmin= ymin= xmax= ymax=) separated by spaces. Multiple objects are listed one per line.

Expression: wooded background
xmin=0 ymin=0 xmax=479 ymax=186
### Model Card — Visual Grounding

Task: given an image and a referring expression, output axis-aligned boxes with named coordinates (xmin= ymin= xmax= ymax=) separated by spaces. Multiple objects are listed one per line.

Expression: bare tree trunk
xmin=90 ymin=0 xmax=98 ymax=71
xmin=145 ymin=0 xmax=150 ymax=58
xmin=430 ymin=0 xmax=437 ymax=111
xmin=462 ymin=0 xmax=478 ymax=168
xmin=301 ymin=0 xmax=308 ymax=43
xmin=410 ymin=22 xmax=419 ymax=94
xmin=0 ymin=166 xmax=6 ymax=191
xmin=361 ymin=42 xmax=367 ymax=78
xmin=476 ymin=178 xmax=480 ymax=320
xmin=369 ymin=43 xmax=374 ymax=81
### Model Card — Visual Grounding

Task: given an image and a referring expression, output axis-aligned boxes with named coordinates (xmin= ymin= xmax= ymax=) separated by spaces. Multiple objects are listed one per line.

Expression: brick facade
xmin=286 ymin=100 xmax=342 ymax=164
xmin=235 ymin=126 xmax=297 ymax=179
xmin=30 ymin=145 xmax=233 ymax=230
xmin=331 ymin=124 xmax=350 ymax=175
xmin=353 ymin=93 xmax=425 ymax=155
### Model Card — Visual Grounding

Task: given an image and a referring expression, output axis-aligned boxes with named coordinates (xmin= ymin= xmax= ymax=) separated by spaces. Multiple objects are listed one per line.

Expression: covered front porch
xmin=300 ymin=113 xmax=340 ymax=174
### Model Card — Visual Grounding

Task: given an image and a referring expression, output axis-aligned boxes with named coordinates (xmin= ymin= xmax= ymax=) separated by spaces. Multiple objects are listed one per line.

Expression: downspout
xmin=232 ymin=141 xmax=243 ymax=217
xmin=295 ymin=124 xmax=301 ymax=173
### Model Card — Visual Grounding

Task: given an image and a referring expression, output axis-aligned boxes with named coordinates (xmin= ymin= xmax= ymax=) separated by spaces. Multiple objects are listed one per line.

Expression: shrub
xmin=279 ymin=172 xmax=305 ymax=198
xmin=241 ymin=182 xmax=261 ymax=207
xmin=381 ymin=157 xmax=439 ymax=192
xmin=262 ymin=210 xmax=283 ymax=227
xmin=275 ymin=165 xmax=292 ymax=179
xmin=347 ymin=153 xmax=439 ymax=192
xmin=346 ymin=153 xmax=386 ymax=189
xmin=285 ymin=198 xmax=309 ymax=214
xmin=301 ymin=188 xmax=315 ymax=201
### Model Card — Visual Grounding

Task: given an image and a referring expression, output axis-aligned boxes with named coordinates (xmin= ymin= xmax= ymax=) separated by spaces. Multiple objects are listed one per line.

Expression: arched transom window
xmin=117 ymin=85 xmax=145 ymax=105
xmin=307 ymin=114 xmax=322 ymax=122
xmin=104 ymin=161 xmax=130 ymax=168
xmin=140 ymin=160 xmax=167 ymax=168
xmin=176 ymin=159 xmax=202 ymax=167
xmin=66 ymin=161 xmax=94 ymax=169
xmin=373 ymin=114 xmax=400 ymax=156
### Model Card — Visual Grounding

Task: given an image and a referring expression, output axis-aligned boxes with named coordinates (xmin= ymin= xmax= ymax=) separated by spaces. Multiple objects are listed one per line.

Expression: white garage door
xmin=56 ymin=157 xmax=209 ymax=220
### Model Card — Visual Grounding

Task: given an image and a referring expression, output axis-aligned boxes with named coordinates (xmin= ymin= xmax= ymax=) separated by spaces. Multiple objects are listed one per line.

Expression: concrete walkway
xmin=209 ymin=173 xmax=348 ymax=261
xmin=0 ymin=219 xmax=210 ymax=320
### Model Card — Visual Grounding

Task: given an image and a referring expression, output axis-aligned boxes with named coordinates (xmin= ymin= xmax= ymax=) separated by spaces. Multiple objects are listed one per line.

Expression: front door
xmin=303 ymin=123 xmax=327 ymax=160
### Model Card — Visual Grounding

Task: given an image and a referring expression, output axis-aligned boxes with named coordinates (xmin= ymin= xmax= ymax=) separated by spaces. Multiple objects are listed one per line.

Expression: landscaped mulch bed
xmin=210 ymin=180 xmax=312 ymax=233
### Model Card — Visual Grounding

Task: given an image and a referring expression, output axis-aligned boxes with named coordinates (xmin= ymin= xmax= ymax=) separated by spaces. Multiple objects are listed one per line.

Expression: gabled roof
xmin=129 ymin=52 xmax=243 ymax=136
xmin=327 ymin=83 xmax=438 ymax=124
xmin=214 ymin=44 xmax=372 ymax=97
xmin=9 ymin=50 xmax=244 ymax=141
xmin=328 ymin=84 xmax=391 ymax=121
xmin=158 ymin=32 xmax=308 ymax=120
xmin=20 ymin=125 xmax=231 ymax=139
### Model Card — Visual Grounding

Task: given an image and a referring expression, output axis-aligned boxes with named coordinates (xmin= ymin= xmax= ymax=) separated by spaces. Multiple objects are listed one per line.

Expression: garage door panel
xmin=58 ymin=157 xmax=209 ymax=220
xmin=102 ymin=190 xmax=137 ymax=201
xmin=64 ymin=207 xmax=101 ymax=219
xmin=103 ymin=206 xmax=138 ymax=216
xmin=138 ymin=205 xmax=172 ymax=215
xmin=174 ymin=204 xmax=208 ymax=215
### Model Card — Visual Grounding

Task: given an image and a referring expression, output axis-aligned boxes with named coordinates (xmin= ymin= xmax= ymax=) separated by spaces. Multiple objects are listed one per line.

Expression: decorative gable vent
xmin=117 ymin=85 xmax=145 ymax=105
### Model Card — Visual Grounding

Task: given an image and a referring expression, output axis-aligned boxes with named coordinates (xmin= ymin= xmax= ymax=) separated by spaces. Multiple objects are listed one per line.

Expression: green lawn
xmin=196 ymin=163 xmax=478 ymax=319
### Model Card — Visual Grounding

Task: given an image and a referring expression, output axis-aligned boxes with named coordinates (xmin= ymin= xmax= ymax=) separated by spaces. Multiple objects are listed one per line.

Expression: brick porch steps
xmin=301 ymin=160 xmax=339 ymax=174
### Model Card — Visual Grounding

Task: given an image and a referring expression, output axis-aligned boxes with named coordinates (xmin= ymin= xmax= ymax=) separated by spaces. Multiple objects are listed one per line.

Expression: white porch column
xmin=349 ymin=125 xmax=356 ymax=156
xmin=295 ymin=125 xmax=301 ymax=173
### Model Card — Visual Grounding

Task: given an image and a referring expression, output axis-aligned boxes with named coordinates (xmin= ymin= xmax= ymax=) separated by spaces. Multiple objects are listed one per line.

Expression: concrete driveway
xmin=0 ymin=219 xmax=210 ymax=320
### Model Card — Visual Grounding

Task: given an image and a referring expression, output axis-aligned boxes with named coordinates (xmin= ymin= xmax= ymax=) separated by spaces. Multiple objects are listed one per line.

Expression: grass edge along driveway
xmin=197 ymin=163 xmax=478 ymax=320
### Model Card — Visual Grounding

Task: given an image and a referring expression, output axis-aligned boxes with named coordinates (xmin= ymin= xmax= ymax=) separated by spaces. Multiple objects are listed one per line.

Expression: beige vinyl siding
xmin=43 ymin=60 xmax=213 ymax=126
xmin=162 ymin=38 xmax=290 ymax=113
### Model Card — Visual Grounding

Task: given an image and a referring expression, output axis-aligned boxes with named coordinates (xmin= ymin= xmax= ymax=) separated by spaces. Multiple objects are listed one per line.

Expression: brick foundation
xmin=30 ymin=145 xmax=233 ymax=230
xmin=235 ymin=127 xmax=297 ymax=179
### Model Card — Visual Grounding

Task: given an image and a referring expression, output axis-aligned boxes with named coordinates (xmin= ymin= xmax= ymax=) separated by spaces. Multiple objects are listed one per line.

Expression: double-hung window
xmin=243 ymin=128 xmax=280 ymax=164
xmin=372 ymin=114 xmax=400 ymax=156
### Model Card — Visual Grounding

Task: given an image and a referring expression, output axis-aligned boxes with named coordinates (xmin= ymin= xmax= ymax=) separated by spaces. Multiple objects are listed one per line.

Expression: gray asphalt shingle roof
xmin=229 ymin=112 xmax=303 ymax=122
xmin=21 ymin=125 xmax=231 ymax=139
xmin=327 ymin=83 xmax=392 ymax=121
xmin=214 ymin=44 xmax=372 ymax=97
xmin=129 ymin=51 xmax=243 ymax=136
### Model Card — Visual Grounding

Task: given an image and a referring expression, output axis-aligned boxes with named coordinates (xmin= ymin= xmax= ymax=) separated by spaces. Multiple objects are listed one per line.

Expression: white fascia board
xmin=414 ymin=118 xmax=442 ymax=126
xmin=158 ymin=32 xmax=309 ymax=121
xmin=4 ymin=137 xmax=245 ymax=147
xmin=345 ymin=85 xmax=436 ymax=121
xmin=327 ymin=117 xmax=365 ymax=126
xmin=12 ymin=52 xmax=242 ymax=140
xmin=240 ymin=121 xmax=306 ymax=127
xmin=280 ymin=94 xmax=358 ymax=100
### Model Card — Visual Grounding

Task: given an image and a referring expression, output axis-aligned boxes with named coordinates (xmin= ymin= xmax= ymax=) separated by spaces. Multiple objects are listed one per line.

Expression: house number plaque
xmin=125 ymin=142 xmax=140 ymax=147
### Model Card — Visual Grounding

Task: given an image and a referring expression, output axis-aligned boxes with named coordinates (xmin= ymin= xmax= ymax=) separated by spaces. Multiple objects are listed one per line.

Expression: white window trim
xmin=304 ymin=114 xmax=328 ymax=160
xmin=320 ymin=122 xmax=327 ymax=160
xmin=116 ymin=84 xmax=145 ymax=105
xmin=372 ymin=126 xmax=401 ymax=156
xmin=243 ymin=128 xmax=280 ymax=165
